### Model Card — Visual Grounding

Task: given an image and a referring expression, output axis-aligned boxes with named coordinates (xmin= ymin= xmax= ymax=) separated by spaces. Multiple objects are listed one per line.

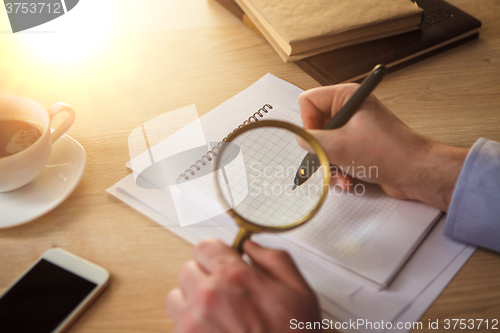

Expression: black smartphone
xmin=0 ymin=248 xmax=110 ymax=333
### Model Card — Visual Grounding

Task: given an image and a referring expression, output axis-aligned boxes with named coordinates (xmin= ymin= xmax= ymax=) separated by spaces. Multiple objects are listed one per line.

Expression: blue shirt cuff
xmin=444 ymin=138 xmax=500 ymax=252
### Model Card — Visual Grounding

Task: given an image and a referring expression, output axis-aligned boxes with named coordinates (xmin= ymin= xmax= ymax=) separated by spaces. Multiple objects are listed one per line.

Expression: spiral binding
xmin=177 ymin=104 xmax=273 ymax=182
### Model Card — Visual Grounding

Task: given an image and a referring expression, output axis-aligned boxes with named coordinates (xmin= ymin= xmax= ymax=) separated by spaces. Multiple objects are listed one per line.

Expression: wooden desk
xmin=0 ymin=0 xmax=499 ymax=331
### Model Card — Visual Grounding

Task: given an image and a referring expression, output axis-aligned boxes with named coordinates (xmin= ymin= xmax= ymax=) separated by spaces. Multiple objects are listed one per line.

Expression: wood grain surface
xmin=0 ymin=0 xmax=498 ymax=332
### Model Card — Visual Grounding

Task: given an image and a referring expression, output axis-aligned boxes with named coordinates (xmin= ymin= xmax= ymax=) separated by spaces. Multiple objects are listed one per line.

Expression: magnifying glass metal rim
xmin=213 ymin=120 xmax=330 ymax=253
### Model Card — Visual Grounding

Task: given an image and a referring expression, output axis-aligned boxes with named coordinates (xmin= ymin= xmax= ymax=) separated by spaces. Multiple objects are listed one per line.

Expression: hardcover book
xmin=216 ymin=0 xmax=481 ymax=84
xmin=235 ymin=0 xmax=423 ymax=62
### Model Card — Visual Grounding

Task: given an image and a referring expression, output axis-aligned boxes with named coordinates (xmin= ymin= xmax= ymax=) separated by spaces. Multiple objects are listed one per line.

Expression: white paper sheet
xmin=123 ymin=73 xmax=442 ymax=288
xmin=107 ymin=178 xmax=364 ymax=297
xmin=107 ymin=182 xmax=475 ymax=333
xmin=107 ymin=73 xmax=476 ymax=332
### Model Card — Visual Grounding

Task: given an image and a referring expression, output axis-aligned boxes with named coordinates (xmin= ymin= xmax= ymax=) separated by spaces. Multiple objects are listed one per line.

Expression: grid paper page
xmin=290 ymin=184 xmax=401 ymax=260
xmin=217 ymin=124 xmax=323 ymax=227
xmin=180 ymin=104 xmax=439 ymax=286
xmin=260 ymin=107 xmax=401 ymax=249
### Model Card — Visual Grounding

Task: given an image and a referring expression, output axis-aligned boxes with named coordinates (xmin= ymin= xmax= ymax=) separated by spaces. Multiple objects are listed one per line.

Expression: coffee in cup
xmin=0 ymin=118 xmax=44 ymax=158
xmin=0 ymin=95 xmax=75 ymax=192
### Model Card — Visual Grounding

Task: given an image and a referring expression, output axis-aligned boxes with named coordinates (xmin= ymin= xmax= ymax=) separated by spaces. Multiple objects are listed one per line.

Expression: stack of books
xmin=217 ymin=0 xmax=481 ymax=84
xmin=235 ymin=0 xmax=424 ymax=62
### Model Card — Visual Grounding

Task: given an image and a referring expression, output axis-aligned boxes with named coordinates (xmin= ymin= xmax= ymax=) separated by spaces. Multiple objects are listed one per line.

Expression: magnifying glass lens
xmin=215 ymin=125 xmax=326 ymax=229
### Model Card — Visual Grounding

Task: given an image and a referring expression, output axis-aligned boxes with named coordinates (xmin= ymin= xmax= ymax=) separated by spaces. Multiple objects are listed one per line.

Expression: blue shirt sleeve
xmin=444 ymin=138 xmax=500 ymax=253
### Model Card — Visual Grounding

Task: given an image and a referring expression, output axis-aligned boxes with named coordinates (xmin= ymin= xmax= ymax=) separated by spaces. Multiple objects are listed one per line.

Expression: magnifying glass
xmin=213 ymin=120 xmax=330 ymax=254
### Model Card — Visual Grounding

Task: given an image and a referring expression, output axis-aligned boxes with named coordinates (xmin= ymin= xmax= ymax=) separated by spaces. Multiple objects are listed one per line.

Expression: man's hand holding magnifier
xmin=166 ymin=239 xmax=322 ymax=333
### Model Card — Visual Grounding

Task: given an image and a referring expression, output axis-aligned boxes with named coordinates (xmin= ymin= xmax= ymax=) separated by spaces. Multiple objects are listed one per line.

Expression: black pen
xmin=292 ymin=64 xmax=388 ymax=190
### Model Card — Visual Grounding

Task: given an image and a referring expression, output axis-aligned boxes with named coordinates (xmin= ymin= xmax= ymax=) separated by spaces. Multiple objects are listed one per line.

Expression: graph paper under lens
xmin=215 ymin=126 xmax=325 ymax=228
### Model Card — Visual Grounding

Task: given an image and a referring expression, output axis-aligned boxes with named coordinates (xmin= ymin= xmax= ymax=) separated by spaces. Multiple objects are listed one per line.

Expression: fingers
xmin=194 ymin=239 xmax=310 ymax=293
xmin=299 ymin=84 xmax=360 ymax=130
xmin=243 ymin=241 xmax=311 ymax=293
xmin=166 ymin=288 xmax=186 ymax=321
xmin=178 ymin=260 xmax=207 ymax=297
xmin=332 ymin=172 xmax=354 ymax=190
xmin=168 ymin=259 xmax=217 ymax=321
xmin=193 ymin=239 xmax=242 ymax=274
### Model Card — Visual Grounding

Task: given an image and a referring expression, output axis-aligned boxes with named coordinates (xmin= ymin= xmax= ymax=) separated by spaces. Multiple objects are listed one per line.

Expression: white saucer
xmin=0 ymin=134 xmax=87 ymax=228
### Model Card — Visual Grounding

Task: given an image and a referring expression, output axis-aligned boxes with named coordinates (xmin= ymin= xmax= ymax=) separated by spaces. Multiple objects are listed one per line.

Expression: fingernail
xmin=245 ymin=240 xmax=260 ymax=249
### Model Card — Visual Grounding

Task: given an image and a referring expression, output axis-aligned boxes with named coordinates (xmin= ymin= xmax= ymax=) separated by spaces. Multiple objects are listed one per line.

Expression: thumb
xmin=243 ymin=241 xmax=311 ymax=293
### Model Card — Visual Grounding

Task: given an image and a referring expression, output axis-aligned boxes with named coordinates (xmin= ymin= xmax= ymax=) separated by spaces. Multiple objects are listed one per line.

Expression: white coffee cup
xmin=0 ymin=95 xmax=75 ymax=192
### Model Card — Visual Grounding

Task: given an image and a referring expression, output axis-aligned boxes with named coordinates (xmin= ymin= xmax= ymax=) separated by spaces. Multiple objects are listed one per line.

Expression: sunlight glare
xmin=21 ymin=32 xmax=105 ymax=64
xmin=20 ymin=0 xmax=110 ymax=64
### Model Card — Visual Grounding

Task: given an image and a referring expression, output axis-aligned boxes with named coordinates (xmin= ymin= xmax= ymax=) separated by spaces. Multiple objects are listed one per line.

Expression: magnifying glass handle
xmin=232 ymin=228 xmax=253 ymax=254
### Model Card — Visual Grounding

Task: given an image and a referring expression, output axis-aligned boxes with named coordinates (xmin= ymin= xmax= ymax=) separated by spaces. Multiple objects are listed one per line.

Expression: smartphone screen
xmin=0 ymin=259 xmax=97 ymax=333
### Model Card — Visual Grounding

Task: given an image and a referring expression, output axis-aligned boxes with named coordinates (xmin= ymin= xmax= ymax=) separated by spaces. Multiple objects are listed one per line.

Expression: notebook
xmin=125 ymin=74 xmax=442 ymax=288
xmin=215 ymin=0 xmax=482 ymax=84
xmin=234 ymin=0 xmax=423 ymax=62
